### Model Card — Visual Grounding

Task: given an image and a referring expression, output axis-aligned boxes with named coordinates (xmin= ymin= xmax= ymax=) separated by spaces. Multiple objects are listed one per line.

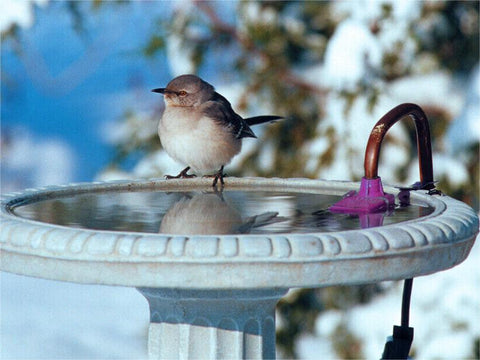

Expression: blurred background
xmin=1 ymin=1 xmax=478 ymax=359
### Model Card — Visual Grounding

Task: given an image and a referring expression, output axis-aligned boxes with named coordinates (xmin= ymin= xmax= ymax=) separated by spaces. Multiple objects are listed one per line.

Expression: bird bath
xmin=1 ymin=103 xmax=479 ymax=359
xmin=1 ymin=177 xmax=478 ymax=359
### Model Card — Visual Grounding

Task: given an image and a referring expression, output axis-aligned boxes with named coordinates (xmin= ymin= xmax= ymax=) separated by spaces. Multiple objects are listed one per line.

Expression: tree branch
xmin=193 ymin=1 xmax=327 ymax=96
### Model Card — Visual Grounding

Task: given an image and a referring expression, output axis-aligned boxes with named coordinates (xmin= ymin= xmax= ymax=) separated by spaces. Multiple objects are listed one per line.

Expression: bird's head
xmin=152 ymin=74 xmax=215 ymax=107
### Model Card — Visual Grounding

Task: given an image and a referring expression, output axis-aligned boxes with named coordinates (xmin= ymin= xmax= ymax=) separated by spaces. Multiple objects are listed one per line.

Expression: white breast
xmin=158 ymin=107 xmax=242 ymax=174
xmin=159 ymin=193 xmax=243 ymax=235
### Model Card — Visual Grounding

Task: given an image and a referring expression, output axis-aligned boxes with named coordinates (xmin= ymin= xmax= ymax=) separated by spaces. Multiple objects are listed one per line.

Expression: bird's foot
xmin=165 ymin=167 xmax=196 ymax=179
xmin=204 ymin=166 xmax=226 ymax=187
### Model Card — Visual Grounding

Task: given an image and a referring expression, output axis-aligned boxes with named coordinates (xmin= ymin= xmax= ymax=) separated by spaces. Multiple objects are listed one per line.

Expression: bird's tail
xmin=237 ymin=211 xmax=286 ymax=233
xmin=245 ymin=115 xmax=283 ymax=126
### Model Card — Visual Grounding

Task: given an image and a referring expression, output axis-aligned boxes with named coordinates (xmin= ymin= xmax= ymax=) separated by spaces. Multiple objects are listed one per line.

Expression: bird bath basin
xmin=1 ymin=177 xmax=478 ymax=359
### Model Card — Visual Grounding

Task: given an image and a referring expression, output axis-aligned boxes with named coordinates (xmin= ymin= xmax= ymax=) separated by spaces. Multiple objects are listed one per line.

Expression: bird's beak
xmin=152 ymin=88 xmax=166 ymax=94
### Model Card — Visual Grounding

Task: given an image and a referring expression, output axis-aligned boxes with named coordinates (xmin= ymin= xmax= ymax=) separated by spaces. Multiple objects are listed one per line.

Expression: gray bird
xmin=152 ymin=74 xmax=282 ymax=187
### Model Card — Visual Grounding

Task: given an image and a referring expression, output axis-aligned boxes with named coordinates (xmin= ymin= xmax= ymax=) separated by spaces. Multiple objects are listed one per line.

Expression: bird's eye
xmin=178 ymin=90 xmax=187 ymax=96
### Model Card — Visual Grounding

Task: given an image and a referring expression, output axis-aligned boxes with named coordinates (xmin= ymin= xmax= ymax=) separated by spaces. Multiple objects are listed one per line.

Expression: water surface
xmin=12 ymin=190 xmax=434 ymax=234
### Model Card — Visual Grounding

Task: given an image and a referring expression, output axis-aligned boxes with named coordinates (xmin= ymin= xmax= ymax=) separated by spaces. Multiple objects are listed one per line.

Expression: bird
xmin=152 ymin=74 xmax=282 ymax=187
xmin=159 ymin=191 xmax=282 ymax=235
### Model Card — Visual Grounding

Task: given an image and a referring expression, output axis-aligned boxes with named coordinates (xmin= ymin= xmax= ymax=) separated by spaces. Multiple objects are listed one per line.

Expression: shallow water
xmin=12 ymin=190 xmax=434 ymax=234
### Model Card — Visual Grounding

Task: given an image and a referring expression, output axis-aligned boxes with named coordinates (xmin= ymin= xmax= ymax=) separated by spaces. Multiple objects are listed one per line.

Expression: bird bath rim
xmin=1 ymin=177 xmax=478 ymax=289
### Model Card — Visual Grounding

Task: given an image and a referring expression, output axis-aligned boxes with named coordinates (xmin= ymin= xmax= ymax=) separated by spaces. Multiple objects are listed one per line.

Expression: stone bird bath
xmin=1 ymin=104 xmax=478 ymax=359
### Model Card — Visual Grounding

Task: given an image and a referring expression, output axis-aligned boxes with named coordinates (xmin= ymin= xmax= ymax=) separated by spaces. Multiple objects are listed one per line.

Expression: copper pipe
xmin=364 ymin=103 xmax=434 ymax=190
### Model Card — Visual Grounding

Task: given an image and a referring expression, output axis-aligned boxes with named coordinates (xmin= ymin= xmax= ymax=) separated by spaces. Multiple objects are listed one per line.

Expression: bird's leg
xmin=165 ymin=166 xmax=196 ymax=179
xmin=204 ymin=166 xmax=226 ymax=187
xmin=212 ymin=166 xmax=225 ymax=187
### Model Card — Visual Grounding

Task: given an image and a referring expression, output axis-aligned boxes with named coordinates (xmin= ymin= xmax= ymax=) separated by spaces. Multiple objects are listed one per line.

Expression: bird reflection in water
xmin=159 ymin=191 xmax=284 ymax=235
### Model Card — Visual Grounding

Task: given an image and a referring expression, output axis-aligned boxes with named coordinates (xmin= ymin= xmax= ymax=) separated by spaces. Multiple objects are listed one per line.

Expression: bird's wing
xmin=201 ymin=92 xmax=256 ymax=139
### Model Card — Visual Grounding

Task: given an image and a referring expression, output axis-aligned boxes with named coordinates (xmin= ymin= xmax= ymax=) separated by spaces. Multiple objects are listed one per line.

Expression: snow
xmin=165 ymin=1 xmax=198 ymax=78
xmin=0 ymin=273 xmax=148 ymax=359
xmin=388 ymin=72 xmax=464 ymax=113
xmin=323 ymin=19 xmax=381 ymax=91
xmin=0 ymin=0 xmax=48 ymax=32
xmin=332 ymin=0 xmax=420 ymax=24
xmin=1 ymin=127 xmax=75 ymax=192
xmin=447 ymin=65 xmax=480 ymax=152
xmin=103 ymin=111 xmax=157 ymax=145
xmin=254 ymin=141 xmax=276 ymax=174
xmin=242 ymin=2 xmax=278 ymax=26
xmin=132 ymin=149 xmax=182 ymax=178
xmin=95 ymin=168 xmax=134 ymax=182
xmin=407 ymin=153 xmax=469 ymax=188
xmin=323 ymin=0 xmax=423 ymax=92
xmin=308 ymin=93 xmax=410 ymax=182
xmin=297 ymin=240 xmax=480 ymax=359
xmin=166 ymin=32 xmax=196 ymax=77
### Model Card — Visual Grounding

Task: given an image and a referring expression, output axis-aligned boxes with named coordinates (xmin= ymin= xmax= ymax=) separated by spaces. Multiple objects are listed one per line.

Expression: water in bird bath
xmin=12 ymin=189 xmax=433 ymax=235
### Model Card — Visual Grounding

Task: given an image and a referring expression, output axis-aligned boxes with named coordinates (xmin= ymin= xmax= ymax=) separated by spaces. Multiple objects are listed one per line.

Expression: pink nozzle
xmin=329 ymin=177 xmax=395 ymax=214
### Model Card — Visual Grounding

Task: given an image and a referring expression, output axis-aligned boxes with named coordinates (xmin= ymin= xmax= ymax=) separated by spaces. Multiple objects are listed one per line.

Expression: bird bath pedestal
xmin=1 ymin=177 xmax=478 ymax=359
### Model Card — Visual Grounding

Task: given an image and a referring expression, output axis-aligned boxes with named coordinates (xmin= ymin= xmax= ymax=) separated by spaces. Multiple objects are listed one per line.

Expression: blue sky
xmin=2 ymin=2 xmax=174 ymax=183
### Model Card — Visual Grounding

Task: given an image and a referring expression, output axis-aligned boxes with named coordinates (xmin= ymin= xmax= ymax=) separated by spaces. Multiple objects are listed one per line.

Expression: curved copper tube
xmin=364 ymin=103 xmax=435 ymax=190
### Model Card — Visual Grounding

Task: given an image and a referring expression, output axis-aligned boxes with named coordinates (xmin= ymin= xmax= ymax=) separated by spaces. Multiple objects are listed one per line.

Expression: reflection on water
xmin=12 ymin=190 xmax=434 ymax=235
xmin=159 ymin=192 xmax=283 ymax=234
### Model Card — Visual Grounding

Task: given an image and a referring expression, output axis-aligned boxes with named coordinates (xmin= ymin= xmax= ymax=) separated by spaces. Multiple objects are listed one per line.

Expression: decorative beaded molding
xmin=1 ymin=177 xmax=478 ymax=288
